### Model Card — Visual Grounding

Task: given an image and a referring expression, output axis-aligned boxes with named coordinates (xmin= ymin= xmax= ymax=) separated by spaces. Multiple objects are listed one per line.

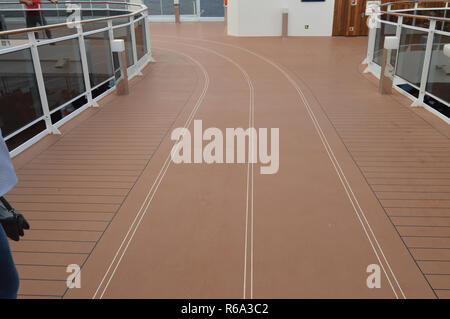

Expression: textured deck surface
xmin=8 ymin=22 xmax=450 ymax=299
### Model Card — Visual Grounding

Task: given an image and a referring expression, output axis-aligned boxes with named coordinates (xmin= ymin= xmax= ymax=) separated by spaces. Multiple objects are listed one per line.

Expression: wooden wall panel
xmin=333 ymin=0 xmax=369 ymax=36
xmin=333 ymin=0 xmax=349 ymax=36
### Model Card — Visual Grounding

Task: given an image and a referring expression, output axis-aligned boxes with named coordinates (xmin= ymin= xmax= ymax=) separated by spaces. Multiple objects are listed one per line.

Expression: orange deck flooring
xmin=8 ymin=22 xmax=450 ymax=299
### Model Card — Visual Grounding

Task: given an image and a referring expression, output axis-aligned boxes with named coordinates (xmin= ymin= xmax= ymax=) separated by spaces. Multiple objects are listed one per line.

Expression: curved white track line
xmin=154 ymin=39 xmax=256 ymax=299
xmin=93 ymin=48 xmax=210 ymax=299
xmin=94 ymin=42 xmax=257 ymax=299
xmin=160 ymin=36 xmax=406 ymax=299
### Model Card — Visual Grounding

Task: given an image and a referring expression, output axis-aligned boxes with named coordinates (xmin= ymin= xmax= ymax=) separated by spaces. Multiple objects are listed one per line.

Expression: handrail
xmin=379 ymin=0 xmax=449 ymax=7
xmin=0 ymin=0 xmax=153 ymax=156
xmin=380 ymin=11 xmax=450 ymax=21
xmin=378 ymin=0 xmax=450 ymax=22
xmin=363 ymin=0 xmax=449 ymax=123
xmin=0 ymin=1 xmax=147 ymax=37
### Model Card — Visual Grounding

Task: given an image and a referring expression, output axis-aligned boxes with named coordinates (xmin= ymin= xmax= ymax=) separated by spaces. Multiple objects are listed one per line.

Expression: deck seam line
xmin=62 ymin=55 xmax=201 ymax=299
xmin=285 ymin=68 xmax=438 ymax=297
xmin=158 ymin=35 xmax=408 ymax=299
xmin=185 ymin=37 xmax=405 ymax=299
xmin=90 ymin=48 xmax=208 ymax=299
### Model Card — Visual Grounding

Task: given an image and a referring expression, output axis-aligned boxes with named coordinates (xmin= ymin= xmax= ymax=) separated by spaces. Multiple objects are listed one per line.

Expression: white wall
xmin=227 ymin=0 xmax=241 ymax=36
xmin=227 ymin=0 xmax=335 ymax=37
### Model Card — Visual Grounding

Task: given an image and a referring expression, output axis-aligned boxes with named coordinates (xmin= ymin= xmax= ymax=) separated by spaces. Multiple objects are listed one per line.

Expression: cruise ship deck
xmin=6 ymin=23 xmax=448 ymax=299
xmin=1 ymin=0 xmax=449 ymax=300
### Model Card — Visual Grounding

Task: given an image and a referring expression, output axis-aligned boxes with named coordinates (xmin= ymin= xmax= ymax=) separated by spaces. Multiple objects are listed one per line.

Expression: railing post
xmin=144 ymin=12 xmax=154 ymax=61
xmin=129 ymin=15 xmax=141 ymax=76
xmin=444 ymin=1 xmax=449 ymax=31
xmin=412 ymin=19 xmax=436 ymax=107
xmin=107 ymin=19 xmax=118 ymax=78
xmin=107 ymin=19 xmax=114 ymax=47
xmin=129 ymin=15 xmax=138 ymax=67
xmin=394 ymin=16 xmax=403 ymax=74
xmin=363 ymin=26 xmax=376 ymax=68
xmin=77 ymin=24 xmax=98 ymax=107
xmin=363 ymin=2 xmax=380 ymax=68
xmin=412 ymin=2 xmax=418 ymax=26
xmin=27 ymin=32 xmax=61 ymax=135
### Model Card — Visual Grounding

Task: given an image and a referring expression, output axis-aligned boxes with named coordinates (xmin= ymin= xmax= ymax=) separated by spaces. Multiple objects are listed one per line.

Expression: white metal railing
xmin=364 ymin=0 xmax=450 ymax=123
xmin=0 ymin=1 xmax=153 ymax=156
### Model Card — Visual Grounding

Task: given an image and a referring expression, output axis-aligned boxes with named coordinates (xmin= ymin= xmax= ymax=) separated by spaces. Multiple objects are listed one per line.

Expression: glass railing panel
xmin=418 ymin=2 xmax=447 ymax=9
xmin=50 ymin=94 xmax=87 ymax=124
xmin=85 ymin=30 xmax=114 ymax=86
xmin=27 ymin=10 xmax=69 ymax=26
xmin=161 ymin=0 xmax=174 ymax=15
xmin=111 ymin=16 xmax=129 ymax=26
xmin=82 ymin=9 xmax=110 ymax=18
xmin=414 ymin=17 xmax=431 ymax=29
xmin=37 ymin=38 xmax=86 ymax=111
xmin=402 ymin=12 xmax=414 ymax=26
xmin=381 ymin=14 xmax=398 ymax=23
xmin=79 ymin=2 xmax=94 ymax=10
xmin=4 ymin=120 xmax=46 ymax=151
xmin=373 ymin=27 xmax=381 ymax=65
xmin=92 ymin=79 xmax=114 ymax=99
xmin=0 ymin=10 xmax=28 ymax=44
xmin=109 ymin=2 xmax=128 ymax=11
xmin=372 ymin=23 xmax=397 ymax=66
xmin=390 ymin=3 xmax=412 ymax=11
xmin=426 ymin=34 xmax=450 ymax=103
xmin=180 ymin=0 xmax=196 ymax=15
xmin=82 ymin=20 xmax=108 ymax=32
xmin=0 ymin=10 xmax=26 ymax=31
xmin=91 ymin=2 xmax=107 ymax=9
xmin=144 ymin=0 xmax=163 ymax=15
xmin=81 ymin=9 xmax=108 ymax=21
xmin=113 ymin=25 xmax=133 ymax=67
xmin=39 ymin=23 xmax=78 ymax=39
xmin=0 ymin=48 xmax=43 ymax=137
xmin=396 ymin=27 xmax=428 ymax=87
xmin=200 ymin=0 xmax=224 ymax=17
xmin=444 ymin=23 xmax=449 ymax=33
xmin=109 ymin=10 xmax=129 ymax=17
xmin=134 ymin=18 xmax=146 ymax=60
xmin=38 ymin=3 xmax=57 ymax=10
xmin=0 ymin=2 xmax=21 ymax=9
xmin=1 ymin=1 xmax=151 ymax=151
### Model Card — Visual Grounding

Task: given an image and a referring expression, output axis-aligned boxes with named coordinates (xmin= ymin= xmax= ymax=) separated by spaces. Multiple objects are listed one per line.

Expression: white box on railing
xmin=384 ymin=36 xmax=399 ymax=50
xmin=111 ymin=39 xmax=125 ymax=52
xmin=444 ymin=44 xmax=450 ymax=58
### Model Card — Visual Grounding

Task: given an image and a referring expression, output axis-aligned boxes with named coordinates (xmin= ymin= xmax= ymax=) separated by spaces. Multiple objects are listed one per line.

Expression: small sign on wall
xmin=351 ymin=0 xmax=358 ymax=5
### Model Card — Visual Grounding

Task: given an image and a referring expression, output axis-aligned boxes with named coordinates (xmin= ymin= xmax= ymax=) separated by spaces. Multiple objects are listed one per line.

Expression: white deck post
xmin=145 ymin=12 xmax=154 ymax=62
xmin=107 ymin=19 xmax=114 ymax=47
xmin=412 ymin=19 xmax=436 ymax=107
xmin=130 ymin=16 xmax=138 ymax=66
xmin=77 ymin=24 xmax=98 ymax=107
xmin=393 ymin=16 xmax=403 ymax=74
xmin=27 ymin=32 xmax=61 ymax=135
xmin=362 ymin=1 xmax=380 ymax=68
xmin=364 ymin=27 xmax=377 ymax=68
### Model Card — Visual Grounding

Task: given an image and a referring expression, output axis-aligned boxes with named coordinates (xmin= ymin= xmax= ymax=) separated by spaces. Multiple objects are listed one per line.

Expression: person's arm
xmin=49 ymin=0 xmax=58 ymax=3
xmin=19 ymin=0 xmax=33 ymax=6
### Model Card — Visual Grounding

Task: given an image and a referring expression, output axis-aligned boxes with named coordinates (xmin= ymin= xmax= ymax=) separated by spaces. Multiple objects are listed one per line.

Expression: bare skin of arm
xmin=19 ymin=0 xmax=33 ymax=6
xmin=19 ymin=0 xmax=59 ymax=5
